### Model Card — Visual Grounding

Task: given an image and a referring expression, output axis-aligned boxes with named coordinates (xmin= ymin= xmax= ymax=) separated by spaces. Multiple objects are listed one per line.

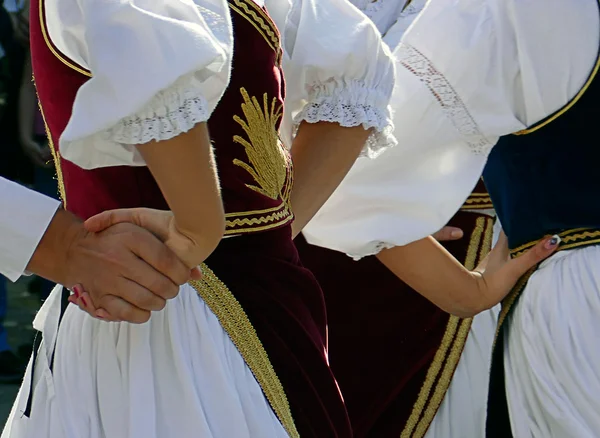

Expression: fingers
xmin=85 ymin=209 xmax=143 ymax=233
xmin=70 ymin=285 xmax=120 ymax=321
xmin=95 ymin=291 xmax=152 ymax=324
xmin=126 ymin=229 xmax=190 ymax=292
xmin=111 ymin=269 xmax=170 ymax=311
xmin=504 ymin=235 xmax=561 ymax=282
xmin=432 ymin=226 xmax=464 ymax=242
xmin=85 ymin=208 xmax=170 ymax=242
xmin=190 ymin=266 xmax=203 ymax=281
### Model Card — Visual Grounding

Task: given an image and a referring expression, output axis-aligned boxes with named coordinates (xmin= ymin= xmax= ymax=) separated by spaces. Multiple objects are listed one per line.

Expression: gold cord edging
xmin=190 ymin=265 xmax=299 ymax=438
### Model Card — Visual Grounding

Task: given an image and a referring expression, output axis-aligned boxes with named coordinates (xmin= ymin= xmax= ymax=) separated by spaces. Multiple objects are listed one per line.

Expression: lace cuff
xmin=60 ymin=72 xmax=212 ymax=169
xmin=293 ymin=79 xmax=397 ymax=158
xmin=109 ymin=72 xmax=210 ymax=145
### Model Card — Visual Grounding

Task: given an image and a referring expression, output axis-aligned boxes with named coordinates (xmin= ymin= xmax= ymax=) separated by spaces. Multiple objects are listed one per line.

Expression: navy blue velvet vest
xmin=483 ymin=50 xmax=600 ymax=250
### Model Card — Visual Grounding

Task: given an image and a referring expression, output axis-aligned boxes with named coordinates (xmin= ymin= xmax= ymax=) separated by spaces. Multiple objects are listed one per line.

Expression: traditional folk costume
xmin=1 ymin=0 xmax=395 ymax=437
xmin=295 ymin=1 xmax=498 ymax=437
xmin=304 ymin=0 xmax=600 ymax=437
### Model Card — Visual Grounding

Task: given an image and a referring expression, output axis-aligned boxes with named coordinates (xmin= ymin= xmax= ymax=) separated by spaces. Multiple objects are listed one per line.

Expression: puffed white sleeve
xmin=302 ymin=0 xmax=527 ymax=259
xmin=0 ymin=178 xmax=60 ymax=282
xmin=53 ymin=0 xmax=233 ymax=169
xmin=272 ymin=0 xmax=396 ymax=157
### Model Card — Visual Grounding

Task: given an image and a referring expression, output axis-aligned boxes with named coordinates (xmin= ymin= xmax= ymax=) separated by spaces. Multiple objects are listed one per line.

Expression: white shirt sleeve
xmin=270 ymin=0 xmax=397 ymax=157
xmin=0 ymin=178 xmax=60 ymax=282
xmin=303 ymin=0 xmax=599 ymax=259
xmin=45 ymin=0 xmax=234 ymax=169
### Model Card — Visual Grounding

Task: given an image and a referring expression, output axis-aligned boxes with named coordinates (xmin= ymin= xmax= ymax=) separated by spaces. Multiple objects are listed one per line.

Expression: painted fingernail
xmin=73 ymin=286 xmax=81 ymax=298
xmin=96 ymin=309 xmax=109 ymax=320
xmin=81 ymin=296 xmax=88 ymax=307
xmin=545 ymin=234 xmax=561 ymax=249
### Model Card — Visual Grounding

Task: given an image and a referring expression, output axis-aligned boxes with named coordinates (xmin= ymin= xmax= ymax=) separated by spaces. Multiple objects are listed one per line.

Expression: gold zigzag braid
xmin=229 ymin=0 xmax=281 ymax=63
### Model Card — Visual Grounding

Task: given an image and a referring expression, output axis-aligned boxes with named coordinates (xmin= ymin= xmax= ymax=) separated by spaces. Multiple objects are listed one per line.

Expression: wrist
xmin=27 ymin=208 xmax=85 ymax=286
xmin=468 ymin=270 xmax=488 ymax=315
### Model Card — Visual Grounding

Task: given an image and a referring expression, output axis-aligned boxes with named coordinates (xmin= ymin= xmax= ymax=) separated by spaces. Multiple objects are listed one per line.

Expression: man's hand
xmin=431 ymin=226 xmax=464 ymax=242
xmin=27 ymin=209 xmax=192 ymax=323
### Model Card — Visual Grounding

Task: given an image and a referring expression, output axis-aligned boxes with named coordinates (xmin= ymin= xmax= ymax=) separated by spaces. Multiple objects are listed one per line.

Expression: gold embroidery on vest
xmin=190 ymin=265 xmax=299 ymax=438
xmin=233 ymin=88 xmax=287 ymax=200
xmin=402 ymin=215 xmax=494 ymax=438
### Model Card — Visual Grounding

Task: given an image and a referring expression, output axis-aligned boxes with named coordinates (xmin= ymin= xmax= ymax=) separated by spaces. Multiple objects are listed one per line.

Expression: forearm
xmin=290 ymin=122 xmax=370 ymax=237
xmin=376 ymin=237 xmax=486 ymax=317
xmin=136 ymin=122 xmax=225 ymax=262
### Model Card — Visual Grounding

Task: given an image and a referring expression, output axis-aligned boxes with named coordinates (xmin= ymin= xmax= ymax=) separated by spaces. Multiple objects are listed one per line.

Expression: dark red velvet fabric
xmin=30 ymin=0 xmax=351 ymax=436
xmin=295 ymin=211 xmax=493 ymax=438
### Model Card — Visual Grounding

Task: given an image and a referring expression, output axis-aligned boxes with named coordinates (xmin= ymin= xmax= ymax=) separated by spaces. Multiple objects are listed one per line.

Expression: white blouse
xmin=44 ymin=0 xmax=396 ymax=169
xmin=303 ymin=0 xmax=600 ymax=259
xmin=271 ymin=0 xmax=396 ymax=157
xmin=0 ymin=178 xmax=60 ymax=282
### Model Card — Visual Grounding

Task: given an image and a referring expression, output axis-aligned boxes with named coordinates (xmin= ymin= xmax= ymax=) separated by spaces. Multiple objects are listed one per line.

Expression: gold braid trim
xmin=36 ymin=94 xmax=67 ymax=207
xmin=228 ymin=0 xmax=281 ymax=64
xmin=497 ymin=227 xmax=600 ymax=348
xmin=190 ymin=264 xmax=299 ymax=438
xmin=225 ymin=206 xmax=293 ymax=234
xmin=513 ymin=0 xmax=600 ymax=135
xmin=510 ymin=228 xmax=600 ymax=258
xmin=401 ymin=215 xmax=494 ymax=438
xmin=39 ymin=0 xmax=92 ymax=77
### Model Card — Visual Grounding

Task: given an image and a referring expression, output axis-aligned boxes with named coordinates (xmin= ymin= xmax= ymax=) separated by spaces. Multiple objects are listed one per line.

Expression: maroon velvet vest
xmin=30 ymin=0 xmax=292 ymax=236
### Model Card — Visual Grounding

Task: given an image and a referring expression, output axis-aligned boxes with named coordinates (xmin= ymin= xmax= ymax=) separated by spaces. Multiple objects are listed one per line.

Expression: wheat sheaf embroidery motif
xmin=233 ymin=88 xmax=288 ymax=200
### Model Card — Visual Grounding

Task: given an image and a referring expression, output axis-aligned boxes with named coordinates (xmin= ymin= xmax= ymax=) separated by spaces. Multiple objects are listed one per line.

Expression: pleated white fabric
xmin=505 ymin=245 xmax=600 ymax=438
xmin=425 ymin=306 xmax=499 ymax=438
xmin=2 ymin=284 xmax=288 ymax=438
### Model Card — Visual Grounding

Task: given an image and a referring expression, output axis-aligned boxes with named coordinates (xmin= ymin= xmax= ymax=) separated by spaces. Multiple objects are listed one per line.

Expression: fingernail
xmin=73 ymin=285 xmax=81 ymax=298
xmin=451 ymin=230 xmax=463 ymax=238
xmin=545 ymin=234 xmax=561 ymax=249
xmin=81 ymin=296 xmax=88 ymax=307
xmin=96 ymin=309 xmax=109 ymax=319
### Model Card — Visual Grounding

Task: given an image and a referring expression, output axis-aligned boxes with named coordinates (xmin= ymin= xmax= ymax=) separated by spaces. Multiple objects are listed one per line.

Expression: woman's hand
xmin=376 ymin=232 xmax=560 ymax=318
xmin=85 ymin=208 xmax=208 ymax=270
xmin=467 ymin=232 xmax=561 ymax=315
xmin=71 ymin=208 xmax=204 ymax=321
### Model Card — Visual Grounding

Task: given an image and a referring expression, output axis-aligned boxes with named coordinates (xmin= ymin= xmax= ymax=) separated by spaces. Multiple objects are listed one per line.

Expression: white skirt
xmin=2 ymin=281 xmax=290 ymax=438
xmin=424 ymin=305 xmax=499 ymax=438
xmin=504 ymin=246 xmax=600 ymax=437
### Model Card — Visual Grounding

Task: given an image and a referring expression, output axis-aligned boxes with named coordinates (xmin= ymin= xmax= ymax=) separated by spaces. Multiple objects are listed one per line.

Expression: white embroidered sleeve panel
xmin=0 ymin=178 xmax=60 ymax=282
xmin=271 ymin=0 xmax=397 ymax=158
xmin=302 ymin=0 xmax=599 ymax=259
xmin=45 ymin=0 xmax=234 ymax=169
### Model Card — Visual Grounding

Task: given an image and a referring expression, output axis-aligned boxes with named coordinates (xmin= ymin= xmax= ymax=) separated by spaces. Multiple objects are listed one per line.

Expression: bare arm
xmin=136 ymin=122 xmax=225 ymax=267
xmin=290 ymin=122 xmax=370 ymax=237
xmin=376 ymin=234 xmax=558 ymax=317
